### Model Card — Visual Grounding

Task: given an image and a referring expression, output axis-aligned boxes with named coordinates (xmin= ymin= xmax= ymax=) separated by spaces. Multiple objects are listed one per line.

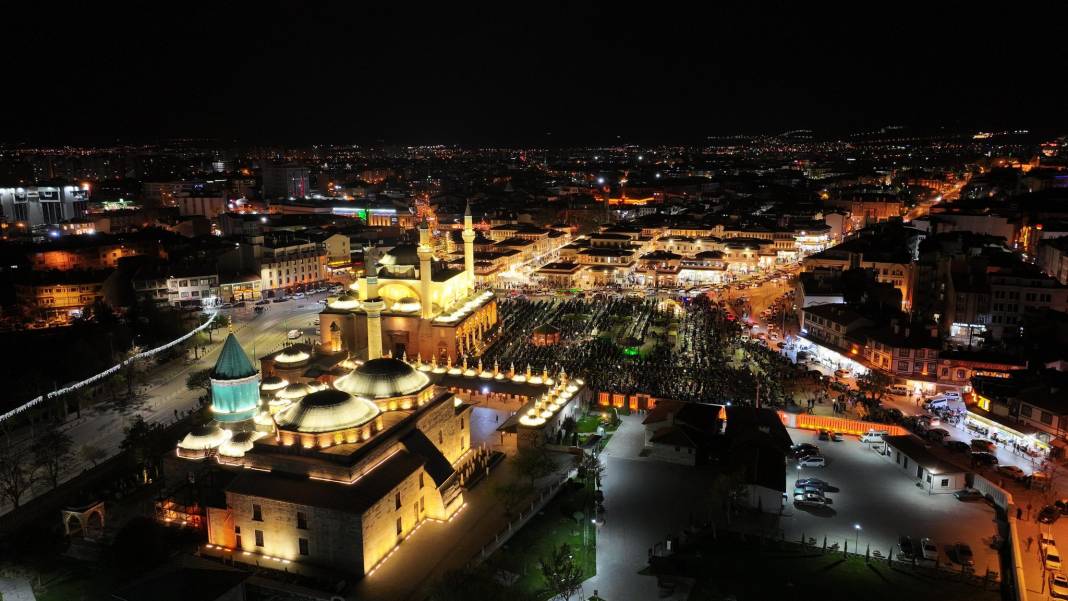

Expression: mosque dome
xmin=329 ymin=292 xmax=361 ymax=310
xmin=260 ymin=375 xmax=289 ymax=393
xmin=274 ymin=347 xmax=310 ymax=367
xmin=391 ymin=297 xmax=421 ymax=313
xmin=276 ymin=382 xmax=316 ymax=402
xmin=378 ymin=244 xmax=420 ymax=266
xmin=177 ymin=424 xmax=230 ymax=451
xmin=333 ymin=357 xmax=430 ymax=399
xmin=274 ymin=388 xmax=381 ymax=433
xmin=217 ymin=431 xmax=264 ymax=457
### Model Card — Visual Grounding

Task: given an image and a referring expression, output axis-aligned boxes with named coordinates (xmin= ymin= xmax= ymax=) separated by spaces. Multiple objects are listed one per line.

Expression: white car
xmin=287 ymin=329 xmax=301 ymax=340
xmin=798 ymin=456 xmax=826 ymax=468
xmin=920 ymin=537 xmax=939 ymax=561
xmin=1043 ymin=533 xmax=1058 ymax=551
xmin=293 ymin=292 xmax=306 ymax=299
xmin=1048 ymin=545 xmax=1063 ymax=572
xmin=1051 ymin=572 xmax=1068 ymax=600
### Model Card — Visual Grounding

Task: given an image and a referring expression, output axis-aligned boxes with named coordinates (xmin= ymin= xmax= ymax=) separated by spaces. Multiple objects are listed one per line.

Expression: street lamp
xmin=854 ymin=523 xmax=861 ymax=549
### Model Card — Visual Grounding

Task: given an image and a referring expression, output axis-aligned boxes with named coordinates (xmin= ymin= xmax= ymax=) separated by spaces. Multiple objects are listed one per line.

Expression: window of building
xmin=898 ymin=361 xmax=909 ymax=372
xmin=255 ymin=530 xmax=264 ymax=547
xmin=252 ymin=504 xmax=262 ymax=521
xmin=395 ymin=492 xmax=402 ymax=510
xmin=420 ymin=496 xmax=425 ymax=512
xmin=296 ymin=511 xmax=307 ymax=530
xmin=1042 ymin=411 xmax=1053 ymax=425
xmin=299 ymin=537 xmax=309 ymax=556
xmin=460 ymin=417 xmax=465 ymax=431
xmin=1021 ymin=405 xmax=1033 ymax=418
xmin=438 ymin=430 xmax=443 ymax=444
xmin=941 ymin=478 xmax=949 ymax=487
xmin=419 ymin=473 xmax=424 ymax=489
xmin=396 ymin=517 xmax=402 ymax=536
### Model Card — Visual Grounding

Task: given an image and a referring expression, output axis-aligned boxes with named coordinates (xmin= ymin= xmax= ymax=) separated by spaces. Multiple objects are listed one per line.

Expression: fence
xmin=779 ymin=411 xmax=907 ymax=437
xmin=471 ymin=470 xmax=573 ymax=566
xmin=0 ymin=310 xmax=219 ymax=424
xmin=973 ymin=474 xmax=1025 ymax=601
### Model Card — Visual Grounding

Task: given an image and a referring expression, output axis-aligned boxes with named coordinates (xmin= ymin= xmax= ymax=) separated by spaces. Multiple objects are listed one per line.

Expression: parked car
xmin=792 ymin=443 xmax=820 ymax=458
xmin=970 ymin=439 xmax=996 ymax=453
xmin=997 ymin=465 xmax=1027 ymax=480
xmin=920 ymin=537 xmax=939 ymax=561
xmin=953 ymin=488 xmax=985 ymax=502
xmin=951 ymin=543 xmax=974 ymax=566
xmin=793 ymin=492 xmax=829 ymax=507
xmin=971 ymin=452 xmax=998 ymax=467
xmin=818 ymin=430 xmax=830 ymax=441
xmin=287 ymin=329 xmax=301 ymax=340
xmin=1040 ymin=506 xmax=1063 ymax=525
xmin=255 ymin=299 xmax=270 ymax=305
xmin=796 ymin=477 xmax=831 ymax=491
xmin=793 ymin=484 xmax=824 ymax=496
xmin=272 ymin=297 xmax=289 ymax=303
xmin=798 ymin=456 xmax=826 ymax=468
xmin=293 ymin=292 xmax=306 ymax=299
xmin=889 ymin=384 xmax=909 ymax=396
xmin=1054 ymin=499 xmax=1068 ymax=515
xmin=898 ymin=536 xmax=915 ymax=559
xmin=944 ymin=440 xmax=970 ymax=453
xmin=926 ymin=428 xmax=950 ymax=442
xmin=1042 ymin=533 xmax=1058 ymax=551
xmin=1048 ymin=545 xmax=1064 ymax=571
xmin=1050 ymin=572 xmax=1068 ymax=600
xmin=831 ymin=432 xmax=844 ymax=442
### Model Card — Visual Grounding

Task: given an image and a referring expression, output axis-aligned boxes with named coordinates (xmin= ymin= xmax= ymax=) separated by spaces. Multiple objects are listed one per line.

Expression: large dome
xmin=333 ymin=358 xmax=430 ymax=399
xmin=379 ymin=244 xmax=420 ymax=266
xmin=274 ymin=388 xmax=381 ymax=433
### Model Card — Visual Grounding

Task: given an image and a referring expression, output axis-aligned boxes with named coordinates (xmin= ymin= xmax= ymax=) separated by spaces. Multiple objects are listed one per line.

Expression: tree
xmin=857 ymin=370 xmax=893 ymax=406
xmin=492 ymin=480 xmax=532 ymax=517
xmin=186 ymin=368 xmax=213 ymax=398
xmin=31 ymin=425 xmax=74 ymax=489
xmin=80 ymin=444 xmax=108 ymax=467
xmin=574 ymin=452 xmax=604 ymax=488
xmin=539 ymin=543 xmax=584 ymax=601
xmin=513 ymin=446 xmax=557 ymax=486
xmin=0 ymin=447 xmax=37 ymax=509
xmin=426 ymin=567 xmax=532 ymax=601
xmin=121 ymin=346 xmax=144 ymax=397
xmin=121 ymin=416 xmax=168 ymax=483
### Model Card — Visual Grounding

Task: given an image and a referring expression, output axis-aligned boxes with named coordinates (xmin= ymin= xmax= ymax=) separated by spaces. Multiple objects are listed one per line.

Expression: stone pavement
xmin=579 ymin=415 xmax=708 ymax=601
xmin=0 ymin=577 xmax=37 ymax=601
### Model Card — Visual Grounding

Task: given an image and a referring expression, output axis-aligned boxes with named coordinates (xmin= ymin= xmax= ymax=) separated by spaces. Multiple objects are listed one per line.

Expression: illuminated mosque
xmin=170 ymin=206 xmax=588 ymax=577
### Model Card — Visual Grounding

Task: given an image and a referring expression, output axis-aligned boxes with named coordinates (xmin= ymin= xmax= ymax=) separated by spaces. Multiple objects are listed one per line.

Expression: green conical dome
xmin=213 ymin=333 xmax=258 ymax=380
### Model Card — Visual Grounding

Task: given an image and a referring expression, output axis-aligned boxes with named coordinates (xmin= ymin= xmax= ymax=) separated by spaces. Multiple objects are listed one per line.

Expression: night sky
xmin=4 ymin=3 xmax=1067 ymax=145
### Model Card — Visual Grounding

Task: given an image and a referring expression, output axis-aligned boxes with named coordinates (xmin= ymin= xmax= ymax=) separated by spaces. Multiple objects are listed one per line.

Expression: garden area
xmin=655 ymin=530 xmax=1001 ymax=601
xmin=486 ymin=478 xmax=597 ymax=600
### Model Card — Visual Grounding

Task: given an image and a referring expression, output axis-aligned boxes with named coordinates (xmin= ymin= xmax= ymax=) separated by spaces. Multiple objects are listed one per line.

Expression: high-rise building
xmin=261 ymin=162 xmax=310 ymax=199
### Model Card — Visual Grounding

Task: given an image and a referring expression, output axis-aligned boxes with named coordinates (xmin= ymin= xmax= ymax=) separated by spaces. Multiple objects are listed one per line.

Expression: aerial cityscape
xmin=0 ymin=5 xmax=1067 ymax=601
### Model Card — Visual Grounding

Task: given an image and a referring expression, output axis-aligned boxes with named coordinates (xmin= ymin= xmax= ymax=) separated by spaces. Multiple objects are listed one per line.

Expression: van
xmin=860 ymin=430 xmax=888 ymax=443
xmin=287 ymin=329 xmax=301 ymax=340
xmin=925 ymin=397 xmax=949 ymax=410
xmin=889 ymin=385 xmax=909 ymax=396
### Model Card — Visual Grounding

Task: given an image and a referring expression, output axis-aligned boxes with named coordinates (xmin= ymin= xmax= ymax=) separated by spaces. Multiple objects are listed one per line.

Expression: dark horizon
xmin=3 ymin=3 xmax=1068 ymax=146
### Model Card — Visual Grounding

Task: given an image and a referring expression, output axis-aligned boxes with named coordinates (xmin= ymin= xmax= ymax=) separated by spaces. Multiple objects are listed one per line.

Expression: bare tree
xmin=80 ymin=444 xmax=108 ymax=467
xmin=539 ymin=543 xmax=584 ymax=601
xmin=0 ymin=447 xmax=37 ymax=509
xmin=32 ymin=425 xmax=74 ymax=489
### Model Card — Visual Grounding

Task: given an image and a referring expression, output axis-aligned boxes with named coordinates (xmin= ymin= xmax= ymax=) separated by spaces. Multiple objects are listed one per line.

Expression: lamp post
xmin=854 ymin=523 xmax=861 ymax=550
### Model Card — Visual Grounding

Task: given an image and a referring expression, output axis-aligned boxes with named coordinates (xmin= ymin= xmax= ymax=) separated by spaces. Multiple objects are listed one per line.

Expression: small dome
xmin=260 ymin=376 xmax=289 ymax=392
xmin=329 ymin=292 xmax=361 ymax=310
xmin=274 ymin=348 xmax=310 ymax=366
xmin=218 ymin=431 xmax=264 ymax=457
xmin=178 ymin=424 xmax=230 ymax=451
xmin=276 ymin=382 xmax=315 ymax=401
xmin=275 ymin=389 xmax=381 ymax=433
xmin=392 ymin=297 xmax=421 ymax=313
xmin=333 ymin=357 xmax=430 ymax=399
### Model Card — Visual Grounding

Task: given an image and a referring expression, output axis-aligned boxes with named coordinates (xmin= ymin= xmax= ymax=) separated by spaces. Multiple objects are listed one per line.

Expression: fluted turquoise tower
xmin=211 ymin=333 xmax=260 ymax=427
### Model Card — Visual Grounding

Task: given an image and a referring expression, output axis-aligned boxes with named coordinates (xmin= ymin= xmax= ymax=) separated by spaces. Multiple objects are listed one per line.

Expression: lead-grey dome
xmin=274 ymin=389 xmax=380 ymax=433
xmin=333 ymin=358 xmax=430 ymax=399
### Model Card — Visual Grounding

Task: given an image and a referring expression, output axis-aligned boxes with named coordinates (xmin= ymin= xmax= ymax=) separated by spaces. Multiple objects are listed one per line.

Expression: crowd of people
xmin=478 ymin=296 xmax=818 ymax=407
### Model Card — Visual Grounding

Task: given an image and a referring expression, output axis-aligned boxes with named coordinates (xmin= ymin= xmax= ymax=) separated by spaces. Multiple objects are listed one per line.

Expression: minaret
xmin=210 ymin=333 xmax=260 ymax=429
xmin=362 ymin=244 xmax=385 ymax=360
xmin=462 ymin=200 xmax=476 ymax=290
xmin=418 ymin=219 xmax=434 ymax=319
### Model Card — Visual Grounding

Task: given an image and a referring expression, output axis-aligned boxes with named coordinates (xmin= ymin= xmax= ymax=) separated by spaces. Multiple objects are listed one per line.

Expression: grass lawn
xmin=487 ymin=480 xmax=597 ymax=599
xmin=669 ymin=533 xmax=1000 ymax=601
xmin=31 ymin=558 xmax=114 ymax=601
xmin=575 ymin=414 xmax=603 ymax=434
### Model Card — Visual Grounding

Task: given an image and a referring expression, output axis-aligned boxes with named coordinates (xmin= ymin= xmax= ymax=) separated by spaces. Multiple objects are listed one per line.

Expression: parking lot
xmin=783 ymin=427 xmax=1002 ymax=575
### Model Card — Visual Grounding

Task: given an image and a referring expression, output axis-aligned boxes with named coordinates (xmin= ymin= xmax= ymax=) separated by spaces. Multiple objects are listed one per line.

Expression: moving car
xmin=951 ymin=543 xmax=974 ymax=566
xmin=997 ymin=465 xmax=1027 ymax=480
xmin=953 ymin=488 xmax=985 ymax=502
xmin=920 ymin=538 xmax=939 ymax=561
xmin=1050 ymin=572 xmax=1068 ymax=600
xmin=798 ymin=456 xmax=826 ymax=468
xmin=1048 ymin=545 xmax=1064 ymax=571
xmin=1040 ymin=506 xmax=1063 ymax=525
xmin=898 ymin=536 xmax=915 ymax=559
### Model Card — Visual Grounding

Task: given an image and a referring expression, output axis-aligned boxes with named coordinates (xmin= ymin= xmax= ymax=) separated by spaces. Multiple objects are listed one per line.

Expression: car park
xmin=1050 ymin=572 xmax=1068 ymax=600
xmin=1041 ymin=506 xmax=1063 ymax=525
xmin=920 ymin=537 xmax=939 ymax=561
xmin=798 ymin=456 xmax=826 ymax=468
